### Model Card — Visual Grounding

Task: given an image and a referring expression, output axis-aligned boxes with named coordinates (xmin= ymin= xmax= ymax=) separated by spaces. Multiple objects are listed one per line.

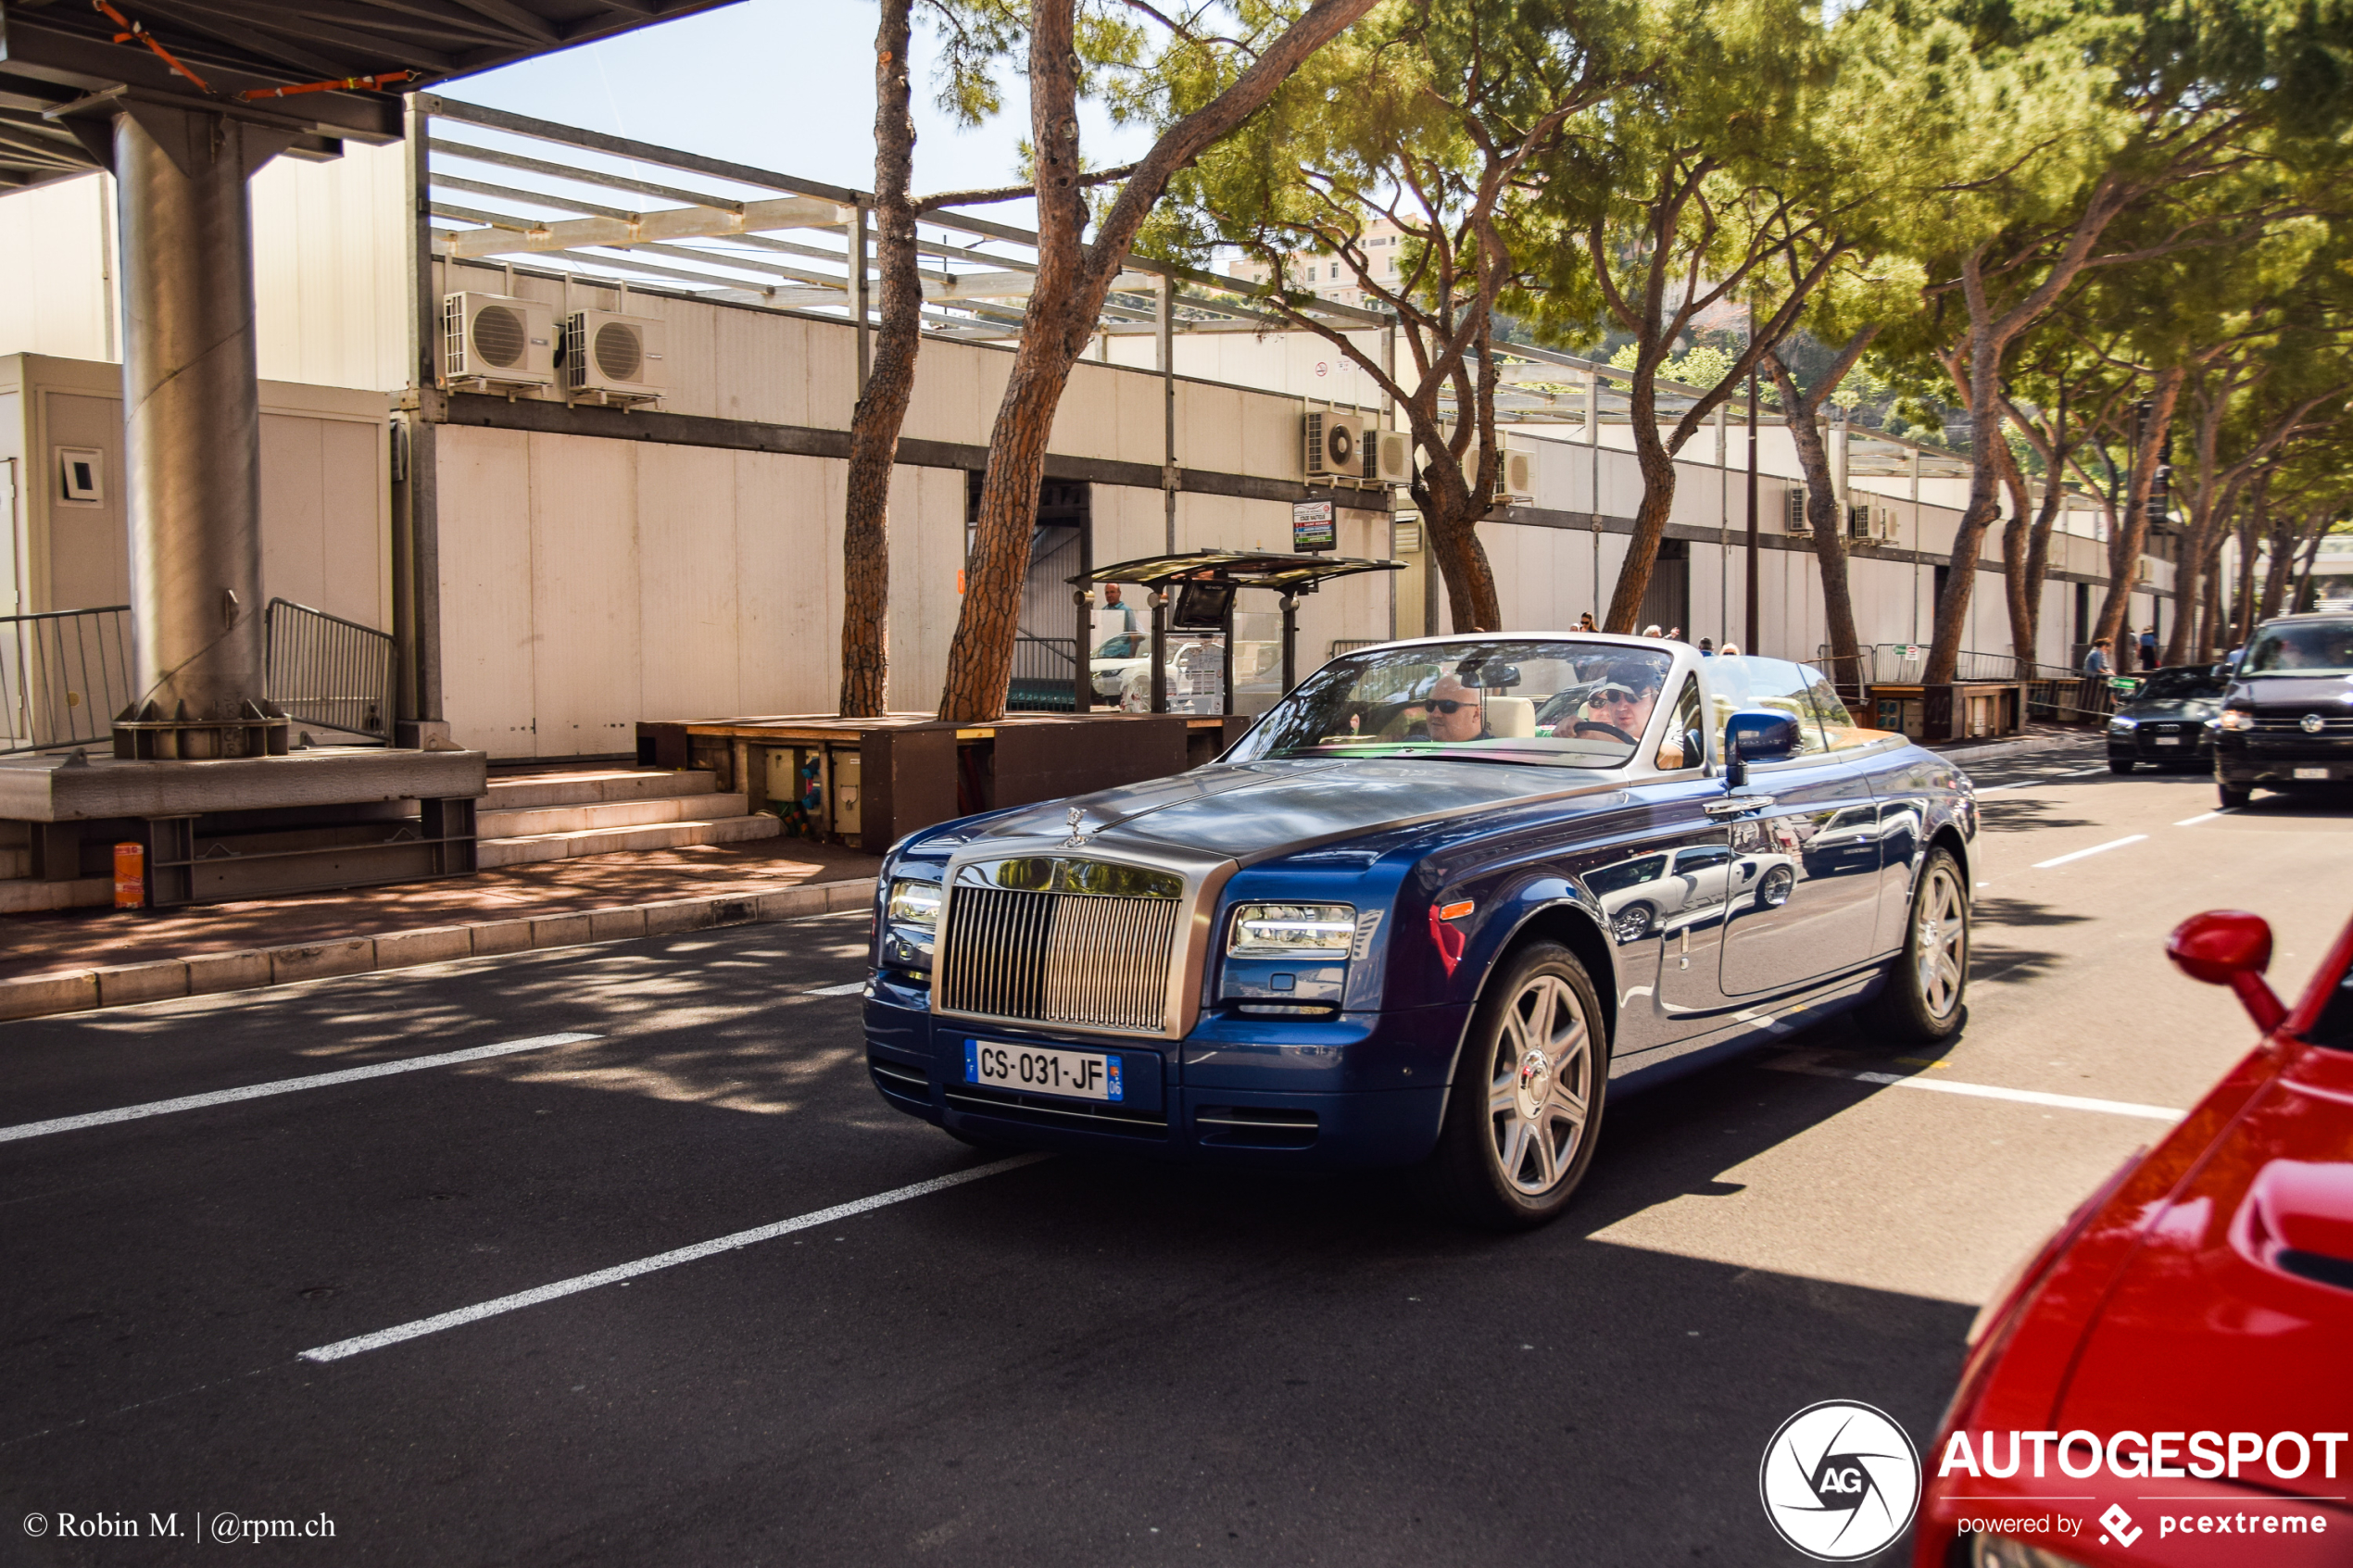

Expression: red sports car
xmin=1915 ymin=907 xmax=2353 ymax=1567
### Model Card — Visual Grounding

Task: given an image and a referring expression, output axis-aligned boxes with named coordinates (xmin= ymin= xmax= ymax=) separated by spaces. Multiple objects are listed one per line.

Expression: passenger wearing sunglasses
xmin=1424 ymin=673 xmax=1486 ymax=742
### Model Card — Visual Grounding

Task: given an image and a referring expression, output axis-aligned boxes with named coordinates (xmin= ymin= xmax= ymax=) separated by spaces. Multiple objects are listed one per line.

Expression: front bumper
xmin=862 ymin=972 xmax=1466 ymax=1168
xmin=2215 ymin=733 xmax=2353 ymax=785
xmin=2108 ymin=723 xmax=2212 ymax=764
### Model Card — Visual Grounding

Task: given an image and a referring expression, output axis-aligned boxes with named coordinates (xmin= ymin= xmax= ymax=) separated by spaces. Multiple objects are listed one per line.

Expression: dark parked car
xmin=2213 ymin=613 xmax=2353 ymax=808
xmin=863 ymin=636 xmax=1980 ymax=1229
xmin=2106 ymin=664 xmax=2229 ymax=772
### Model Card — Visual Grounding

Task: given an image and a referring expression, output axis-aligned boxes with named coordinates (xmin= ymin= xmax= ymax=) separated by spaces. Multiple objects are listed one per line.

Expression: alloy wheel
xmin=1913 ymin=862 xmax=1967 ymax=1020
xmin=1484 ymin=972 xmax=1593 ymax=1195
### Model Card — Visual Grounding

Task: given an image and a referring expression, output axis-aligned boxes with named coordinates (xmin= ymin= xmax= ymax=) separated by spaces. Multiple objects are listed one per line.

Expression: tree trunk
xmin=2091 ymin=367 xmax=2187 ymax=654
xmin=1921 ymin=320 xmax=2007 ymax=685
xmin=2259 ymin=508 xmax=2300 ymax=620
xmin=2020 ymin=473 xmax=2064 ymax=671
xmin=1997 ymin=441 xmax=2035 ymax=677
xmin=837 ymin=0 xmax=920 ymax=717
xmin=1764 ymin=353 xmax=1859 ymax=688
xmin=934 ymin=0 xmax=1378 ymax=721
xmin=1604 ymin=365 xmax=1676 ymax=633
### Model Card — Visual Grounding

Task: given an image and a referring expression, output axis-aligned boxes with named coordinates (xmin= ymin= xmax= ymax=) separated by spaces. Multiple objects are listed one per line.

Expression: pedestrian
xmin=2082 ymin=636 xmax=2113 ymax=677
xmin=1719 ymin=643 xmax=1742 ymax=657
xmin=1642 ymin=624 xmax=1663 ymax=638
xmin=1577 ymin=612 xmax=1596 ymax=633
xmin=1699 ymin=637 xmax=1715 ymax=656
xmin=1667 ymin=626 xmax=1681 ymax=642
xmin=1099 ymin=583 xmax=1138 ymax=638
xmin=2139 ymin=626 xmax=2158 ymax=668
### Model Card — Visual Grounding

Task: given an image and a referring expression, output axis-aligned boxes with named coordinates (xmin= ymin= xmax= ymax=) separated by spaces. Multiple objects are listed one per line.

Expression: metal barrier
xmin=1006 ymin=633 xmax=1081 ymax=712
xmin=264 ymin=598 xmax=395 ymax=743
xmin=1330 ymin=639 xmax=1382 ymax=659
xmin=0 ymin=605 xmax=133 ymax=756
xmin=1818 ymin=643 xmax=2117 ymax=726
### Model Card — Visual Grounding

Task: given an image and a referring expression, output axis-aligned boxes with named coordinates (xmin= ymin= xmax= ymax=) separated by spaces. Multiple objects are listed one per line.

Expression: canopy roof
xmin=0 ymin=0 xmax=742 ymax=188
xmin=1079 ymin=550 xmax=1403 ymax=595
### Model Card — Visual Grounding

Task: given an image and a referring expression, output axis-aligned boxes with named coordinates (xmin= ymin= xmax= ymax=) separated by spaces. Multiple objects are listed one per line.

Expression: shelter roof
xmin=1079 ymin=550 xmax=1403 ymax=594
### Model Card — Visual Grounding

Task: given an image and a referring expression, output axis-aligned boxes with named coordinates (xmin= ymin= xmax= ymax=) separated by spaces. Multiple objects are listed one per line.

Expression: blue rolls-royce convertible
xmin=863 ymin=634 xmax=1979 ymax=1229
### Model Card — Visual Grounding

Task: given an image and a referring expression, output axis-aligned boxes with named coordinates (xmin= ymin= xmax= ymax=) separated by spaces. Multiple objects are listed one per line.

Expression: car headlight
xmin=2108 ymin=715 xmax=2136 ymax=732
xmin=2218 ymin=709 xmax=2255 ymax=731
xmin=887 ymin=877 xmax=942 ymax=927
xmin=1227 ymin=902 xmax=1355 ymax=957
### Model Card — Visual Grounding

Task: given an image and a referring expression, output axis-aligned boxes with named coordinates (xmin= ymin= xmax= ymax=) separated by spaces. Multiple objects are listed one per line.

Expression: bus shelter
xmin=1075 ymin=551 xmax=1403 ymax=717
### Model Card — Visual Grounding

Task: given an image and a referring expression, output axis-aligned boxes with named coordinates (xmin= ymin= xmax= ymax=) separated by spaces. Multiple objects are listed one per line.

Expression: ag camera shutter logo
xmin=1759 ymin=1399 xmax=1921 ymax=1561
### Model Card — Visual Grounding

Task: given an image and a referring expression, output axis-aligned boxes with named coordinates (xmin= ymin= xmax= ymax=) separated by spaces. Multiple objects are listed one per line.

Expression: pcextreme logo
xmin=1760 ymin=1400 xmax=1923 ymax=1562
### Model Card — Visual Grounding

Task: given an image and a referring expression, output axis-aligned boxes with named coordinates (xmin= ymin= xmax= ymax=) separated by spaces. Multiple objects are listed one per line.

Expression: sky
xmin=450 ymin=0 xmax=1156 ymax=232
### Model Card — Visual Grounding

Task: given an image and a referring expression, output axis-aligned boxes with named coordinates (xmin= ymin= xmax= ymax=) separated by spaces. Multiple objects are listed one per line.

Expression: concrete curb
xmin=0 ymin=876 xmax=877 ymax=1025
xmin=1930 ymin=733 xmax=2103 ymax=769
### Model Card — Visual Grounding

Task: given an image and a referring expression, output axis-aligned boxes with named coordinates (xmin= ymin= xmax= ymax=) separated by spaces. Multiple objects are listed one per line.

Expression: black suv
xmin=2213 ymin=612 xmax=2353 ymax=808
xmin=2107 ymin=664 xmax=2230 ymax=772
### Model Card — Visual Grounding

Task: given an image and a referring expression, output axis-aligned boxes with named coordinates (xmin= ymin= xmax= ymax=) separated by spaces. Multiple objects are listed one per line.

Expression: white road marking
xmin=2032 ymin=834 xmax=2148 ymax=869
xmin=300 ymin=1153 xmax=1050 ymax=1362
xmin=803 ymin=981 xmax=867 ymax=997
xmin=0 ymin=1033 xmax=601 ymax=1145
xmin=1767 ymin=1051 xmax=2183 ymax=1122
xmin=2052 ymin=766 xmax=2114 ymax=777
xmin=2175 ymin=811 xmax=2223 ymax=825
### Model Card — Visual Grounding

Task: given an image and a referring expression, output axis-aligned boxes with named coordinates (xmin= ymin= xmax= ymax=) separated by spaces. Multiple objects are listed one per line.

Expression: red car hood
xmin=2057 ymin=1042 xmax=2353 ymax=1456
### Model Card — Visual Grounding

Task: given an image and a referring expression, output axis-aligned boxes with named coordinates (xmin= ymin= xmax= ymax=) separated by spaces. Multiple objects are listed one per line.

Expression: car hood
xmin=2235 ymin=674 xmax=2353 ymax=711
xmin=2054 ymin=1043 xmax=2353 ymax=1453
xmin=2121 ymin=696 xmax=2220 ymax=720
xmin=964 ymin=757 xmax=1618 ymax=861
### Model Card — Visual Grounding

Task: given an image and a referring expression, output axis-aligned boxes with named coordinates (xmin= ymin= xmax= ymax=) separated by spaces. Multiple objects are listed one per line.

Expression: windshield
xmin=1227 ymin=638 xmax=1678 ymax=768
xmin=2241 ymin=620 xmax=2353 ymax=677
xmin=2134 ymin=668 xmax=2229 ymax=701
xmin=1093 ymin=633 xmax=1145 ymax=659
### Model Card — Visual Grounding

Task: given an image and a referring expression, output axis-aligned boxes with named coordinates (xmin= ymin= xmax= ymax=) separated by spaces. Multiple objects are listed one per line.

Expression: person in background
xmin=1642 ymin=624 xmax=1663 ymax=638
xmin=1666 ymin=626 xmax=1681 ymax=641
xmin=1699 ymin=638 xmax=1716 ymax=657
xmin=2140 ymin=626 xmax=2158 ymax=668
xmin=2082 ymin=636 xmax=2113 ymax=677
xmin=1099 ymin=583 xmax=1138 ymax=638
xmin=1577 ymin=613 xmax=1597 ymax=633
xmin=1718 ymin=643 xmax=1742 ymax=657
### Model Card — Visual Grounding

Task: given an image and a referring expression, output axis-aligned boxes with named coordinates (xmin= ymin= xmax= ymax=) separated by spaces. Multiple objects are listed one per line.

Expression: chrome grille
xmin=938 ymin=886 xmax=1182 ymax=1035
xmin=2253 ymin=716 xmax=2353 ymax=734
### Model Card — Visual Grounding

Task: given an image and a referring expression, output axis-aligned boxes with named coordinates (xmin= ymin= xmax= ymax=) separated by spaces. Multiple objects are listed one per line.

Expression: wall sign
xmin=1291 ymin=498 xmax=1336 ymax=552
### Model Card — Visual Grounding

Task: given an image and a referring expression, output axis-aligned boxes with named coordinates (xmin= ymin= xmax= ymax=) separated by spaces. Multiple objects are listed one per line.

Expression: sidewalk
xmin=0 ymin=834 xmax=882 ymax=1010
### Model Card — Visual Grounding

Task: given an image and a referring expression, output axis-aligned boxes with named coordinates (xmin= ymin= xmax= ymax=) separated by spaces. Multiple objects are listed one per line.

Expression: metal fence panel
xmin=0 ymin=606 xmax=132 ymax=756
xmin=265 ymin=598 xmax=395 ymax=743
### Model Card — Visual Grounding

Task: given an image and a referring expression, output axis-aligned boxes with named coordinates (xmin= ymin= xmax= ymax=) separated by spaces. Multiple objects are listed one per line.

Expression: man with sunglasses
xmin=1576 ymin=662 xmax=1661 ymax=744
xmin=1424 ymin=672 xmax=1486 ymax=742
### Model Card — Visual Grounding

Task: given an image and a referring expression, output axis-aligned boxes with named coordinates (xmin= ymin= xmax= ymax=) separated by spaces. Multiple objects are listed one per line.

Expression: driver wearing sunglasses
xmin=1577 ymin=665 xmax=1660 ymax=743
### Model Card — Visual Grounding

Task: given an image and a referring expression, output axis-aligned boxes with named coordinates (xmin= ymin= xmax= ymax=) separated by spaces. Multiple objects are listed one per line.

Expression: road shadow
xmin=1975 ymin=797 xmax=2097 ymax=834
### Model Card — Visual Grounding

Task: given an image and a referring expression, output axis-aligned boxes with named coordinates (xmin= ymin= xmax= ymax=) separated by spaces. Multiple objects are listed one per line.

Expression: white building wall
xmin=0 ymin=175 xmax=113 ymax=365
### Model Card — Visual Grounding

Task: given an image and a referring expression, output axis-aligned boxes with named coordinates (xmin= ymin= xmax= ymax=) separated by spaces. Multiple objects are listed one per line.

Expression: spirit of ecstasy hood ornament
xmin=1062 ymin=806 xmax=1089 ymax=848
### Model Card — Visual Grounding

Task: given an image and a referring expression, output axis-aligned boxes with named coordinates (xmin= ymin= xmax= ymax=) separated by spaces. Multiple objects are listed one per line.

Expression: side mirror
xmin=1723 ymin=709 xmax=1801 ymax=787
xmin=2167 ymin=910 xmax=2287 ymax=1033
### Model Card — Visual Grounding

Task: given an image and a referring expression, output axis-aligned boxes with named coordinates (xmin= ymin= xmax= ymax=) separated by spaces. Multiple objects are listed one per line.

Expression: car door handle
xmin=1704 ymin=795 xmax=1776 ymax=818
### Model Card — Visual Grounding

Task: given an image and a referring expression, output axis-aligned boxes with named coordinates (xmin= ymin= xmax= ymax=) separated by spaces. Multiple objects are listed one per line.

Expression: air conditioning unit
xmin=442 ymin=292 xmax=556 ymax=391
xmin=1845 ymin=501 xmax=1872 ymax=540
xmin=1874 ymin=506 xmax=1901 ymax=541
xmin=1497 ymin=444 xmax=1536 ymax=503
xmin=1302 ymin=406 xmax=1367 ymax=483
xmin=564 ymin=308 xmax=667 ymax=405
xmin=1375 ymin=429 xmax=1414 ymax=486
xmin=1784 ymin=488 xmax=1812 ymax=536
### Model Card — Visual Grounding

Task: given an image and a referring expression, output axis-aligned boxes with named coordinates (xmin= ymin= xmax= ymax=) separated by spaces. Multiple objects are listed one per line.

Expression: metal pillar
xmin=1279 ymin=594 xmax=1299 ymax=695
xmin=1744 ymin=370 xmax=1759 ymax=653
xmin=113 ymin=105 xmax=290 ymax=756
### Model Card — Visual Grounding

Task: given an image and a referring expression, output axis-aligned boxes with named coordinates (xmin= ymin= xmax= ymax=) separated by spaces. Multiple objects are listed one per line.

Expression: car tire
xmin=2219 ymin=781 xmax=2253 ymax=809
xmin=1612 ymin=903 xmax=1655 ymax=944
xmin=1758 ymin=865 xmax=1795 ymax=907
xmin=1861 ymin=847 xmax=1969 ymax=1045
xmin=2108 ymin=757 xmax=2134 ymax=774
xmin=1420 ymin=940 xmax=1609 ymax=1232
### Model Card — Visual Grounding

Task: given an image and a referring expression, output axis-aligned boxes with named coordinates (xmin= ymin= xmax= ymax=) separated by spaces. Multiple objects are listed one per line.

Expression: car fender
xmin=1428 ymin=873 xmax=1619 ymax=1100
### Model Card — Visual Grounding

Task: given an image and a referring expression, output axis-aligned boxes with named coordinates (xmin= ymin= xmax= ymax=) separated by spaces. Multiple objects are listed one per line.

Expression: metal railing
xmin=0 ymin=605 xmax=133 ymax=756
xmin=265 ymin=598 xmax=395 ymax=743
xmin=1330 ymin=639 xmax=1382 ymax=659
xmin=1817 ymin=643 xmax=2117 ymax=724
xmin=1006 ymin=632 xmax=1081 ymax=713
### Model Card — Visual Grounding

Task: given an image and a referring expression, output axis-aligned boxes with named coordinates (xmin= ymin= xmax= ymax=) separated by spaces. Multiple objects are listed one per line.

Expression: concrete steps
xmin=474 ymin=768 xmax=778 ymax=869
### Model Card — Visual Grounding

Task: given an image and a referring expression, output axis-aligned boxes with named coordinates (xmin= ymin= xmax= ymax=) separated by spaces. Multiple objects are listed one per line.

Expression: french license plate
xmin=2296 ymin=766 xmax=2331 ymax=780
xmin=2153 ymin=735 xmax=2182 ymax=746
xmin=965 ymin=1039 xmax=1123 ymax=1101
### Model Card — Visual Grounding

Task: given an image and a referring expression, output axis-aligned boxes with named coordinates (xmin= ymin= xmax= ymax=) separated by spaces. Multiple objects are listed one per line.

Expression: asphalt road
xmin=5 ymin=744 xmax=2350 ymax=1568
